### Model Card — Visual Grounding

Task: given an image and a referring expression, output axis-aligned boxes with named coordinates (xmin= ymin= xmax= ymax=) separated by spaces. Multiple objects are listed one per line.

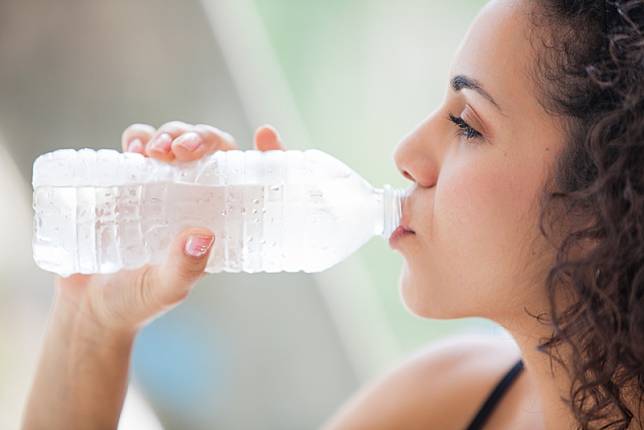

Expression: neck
xmin=499 ymin=313 xmax=578 ymax=430
xmin=498 ymin=305 xmax=643 ymax=429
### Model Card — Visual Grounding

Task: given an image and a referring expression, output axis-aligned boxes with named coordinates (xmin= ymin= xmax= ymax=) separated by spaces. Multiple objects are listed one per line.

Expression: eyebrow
xmin=450 ymin=75 xmax=503 ymax=113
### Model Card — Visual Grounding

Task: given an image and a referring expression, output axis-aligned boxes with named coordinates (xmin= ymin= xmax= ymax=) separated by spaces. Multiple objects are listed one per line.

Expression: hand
xmin=54 ymin=121 xmax=286 ymax=336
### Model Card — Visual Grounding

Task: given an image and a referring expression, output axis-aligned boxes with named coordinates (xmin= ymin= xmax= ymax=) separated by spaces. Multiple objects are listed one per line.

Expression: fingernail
xmin=175 ymin=132 xmax=202 ymax=152
xmin=150 ymin=133 xmax=172 ymax=153
xmin=127 ymin=138 xmax=143 ymax=153
xmin=184 ymin=235 xmax=214 ymax=258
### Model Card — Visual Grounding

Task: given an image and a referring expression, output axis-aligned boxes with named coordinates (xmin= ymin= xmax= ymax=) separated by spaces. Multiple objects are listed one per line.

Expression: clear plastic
xmin=32 ymin=148 xmax=405 ymax=275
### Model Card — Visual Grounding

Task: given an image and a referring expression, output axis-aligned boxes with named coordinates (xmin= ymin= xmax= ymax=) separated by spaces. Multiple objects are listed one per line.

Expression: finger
xmin=172 ymin=123 xmax=238 ymax=162
xmin=254 ymin=124 xmax=285 ymax=151
xmin=121 ymin=123 xmax=156 ymax=154
xmin=137 ymin=227 xmax=214 ymax=313
xmin=146 ymin=121 xmax=193 ymax=162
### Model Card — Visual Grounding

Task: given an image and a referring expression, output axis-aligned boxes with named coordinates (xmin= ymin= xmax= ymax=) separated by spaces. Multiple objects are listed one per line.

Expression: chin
xmin=397 ymin=263 xmax=468 ymax=320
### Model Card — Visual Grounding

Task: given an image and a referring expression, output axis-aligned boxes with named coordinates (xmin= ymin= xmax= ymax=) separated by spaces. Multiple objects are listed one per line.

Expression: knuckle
xmin=159 ymin=120 xmax=191 ymax=136
xmin=165 ymin=273 xmax=199 ymax=304
xmin=122 ymin=123 xmax=155 ymax=139
xmin=122 ymin=124 xmax=156 ymax=151
xmin=170 ymin=286 xmax=191 ymax=303
xmin=193 ymin=124 xmax=217 ymax=139
xmin=192 ymin=125 xmax=222 ymax=150
xmin=136 ymin=266 xmax=158 ymax=309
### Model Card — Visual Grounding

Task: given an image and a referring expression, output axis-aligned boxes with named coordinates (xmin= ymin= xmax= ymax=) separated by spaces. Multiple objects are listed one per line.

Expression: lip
xmin=389 ymin=225 xmax=415 ymax=248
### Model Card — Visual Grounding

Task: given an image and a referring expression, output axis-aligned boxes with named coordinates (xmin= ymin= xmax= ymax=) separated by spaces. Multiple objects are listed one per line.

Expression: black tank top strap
xmin=464 ymin=359 xmax=524 ymax=430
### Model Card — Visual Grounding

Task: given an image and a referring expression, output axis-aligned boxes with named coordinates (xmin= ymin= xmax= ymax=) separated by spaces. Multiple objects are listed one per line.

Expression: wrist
xmin=50 ymin=287 xmax=138 ymax=350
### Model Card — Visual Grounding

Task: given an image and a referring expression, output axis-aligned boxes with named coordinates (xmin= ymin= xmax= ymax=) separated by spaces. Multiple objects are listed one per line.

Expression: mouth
xmin=389 ymin=225 xmax=415 ymax=247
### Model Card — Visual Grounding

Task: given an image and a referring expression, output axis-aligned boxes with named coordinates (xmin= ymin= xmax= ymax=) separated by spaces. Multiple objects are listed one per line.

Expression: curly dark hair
xmin=524 ymin=0 xmax=644 ymax=429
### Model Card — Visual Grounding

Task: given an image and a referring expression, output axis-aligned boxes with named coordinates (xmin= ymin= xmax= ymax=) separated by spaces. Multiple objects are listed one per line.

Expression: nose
xmin=393 ymin=116 xmax=440 ymax=188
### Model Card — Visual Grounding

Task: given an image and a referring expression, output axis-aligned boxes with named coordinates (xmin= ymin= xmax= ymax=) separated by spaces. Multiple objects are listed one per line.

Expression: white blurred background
xmin=0 ymin=0 xmax=506 ymax=428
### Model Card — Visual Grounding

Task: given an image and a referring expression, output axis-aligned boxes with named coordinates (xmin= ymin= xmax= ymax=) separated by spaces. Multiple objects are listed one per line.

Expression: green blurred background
xmin=253 ymin=0 xmax=492 ymax=353
xmin=0 ymin=0 xmax=506 ymax=429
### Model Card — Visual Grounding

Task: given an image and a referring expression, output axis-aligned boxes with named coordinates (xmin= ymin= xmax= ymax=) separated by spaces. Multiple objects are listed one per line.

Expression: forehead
xmin=450 ymin=0 xmax=537 ymax=114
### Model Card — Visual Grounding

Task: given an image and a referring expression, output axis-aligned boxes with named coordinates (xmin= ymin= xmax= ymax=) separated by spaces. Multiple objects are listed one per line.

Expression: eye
xmin=448 ymin=113 xmax=483 ymax=142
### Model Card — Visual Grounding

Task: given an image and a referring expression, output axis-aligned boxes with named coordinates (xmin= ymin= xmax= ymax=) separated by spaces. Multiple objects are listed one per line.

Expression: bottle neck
xmin=379 ymin=184 xmax=405 ymax=239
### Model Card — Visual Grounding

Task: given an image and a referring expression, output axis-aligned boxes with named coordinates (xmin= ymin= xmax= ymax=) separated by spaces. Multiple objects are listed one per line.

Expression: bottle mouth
xmin=382 ymin=184 xmax=406 ymax=239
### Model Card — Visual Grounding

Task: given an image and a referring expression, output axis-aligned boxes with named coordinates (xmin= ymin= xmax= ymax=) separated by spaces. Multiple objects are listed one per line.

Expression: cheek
xmin=409 ymin=148 xmax=545 ymax=317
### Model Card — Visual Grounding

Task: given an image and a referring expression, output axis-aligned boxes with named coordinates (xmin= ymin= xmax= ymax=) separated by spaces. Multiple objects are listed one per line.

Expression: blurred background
xmin=0 ymin=0 xmax=508 ymax=428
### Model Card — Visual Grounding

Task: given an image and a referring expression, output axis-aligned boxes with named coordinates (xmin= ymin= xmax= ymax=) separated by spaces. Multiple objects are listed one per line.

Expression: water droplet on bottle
xmin=270 ymin=185 xmax=281 ymax=192
xmin=252 ymin=208 xmax=258 ymax=215
xmin=241 ymin=207 xmax=246 ymax=215
xmin=260 ymin=239 xmax=267 ymax=245
xmin=261 ymin=208 xmax=267 ymax=214
xmin=253 ymin=199 xmax=260 ymax=205
xmin=271 ymin=241 xmax=277 ymax=247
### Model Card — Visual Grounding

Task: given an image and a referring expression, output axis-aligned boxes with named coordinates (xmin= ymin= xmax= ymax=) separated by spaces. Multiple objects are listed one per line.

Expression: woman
xmin=22 ymin=0 xmax=644 ymax=429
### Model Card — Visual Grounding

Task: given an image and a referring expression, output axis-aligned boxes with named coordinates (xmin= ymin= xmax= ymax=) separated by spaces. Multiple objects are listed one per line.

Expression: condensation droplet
xmin=271 ymin=241 xmax=277 ymax=247
xmin=253 ymin=199 xmax=260 ymax=205
xmin=252 ymin=208 xmax=258 ymax=215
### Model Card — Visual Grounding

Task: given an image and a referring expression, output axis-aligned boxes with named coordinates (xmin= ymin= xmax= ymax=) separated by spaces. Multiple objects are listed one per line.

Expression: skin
xmin=22 ymin=1 xmax=642 ymax=429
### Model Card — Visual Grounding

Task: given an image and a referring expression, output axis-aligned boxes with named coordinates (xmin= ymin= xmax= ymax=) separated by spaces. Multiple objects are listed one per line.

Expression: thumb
xmin=140 ymin=227 xmax=215 ymax=313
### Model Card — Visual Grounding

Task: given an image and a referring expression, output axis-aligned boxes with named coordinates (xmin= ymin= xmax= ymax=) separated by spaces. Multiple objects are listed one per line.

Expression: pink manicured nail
xmin=150 ymin=133 xmax=172 ymax=153
xmin=127 ymin=138 xmax=143 ymax=153
xmin=176 ymin=132 xmax=202 ymax=152
xmin=184 ymin=235 xmax=214 ymax=257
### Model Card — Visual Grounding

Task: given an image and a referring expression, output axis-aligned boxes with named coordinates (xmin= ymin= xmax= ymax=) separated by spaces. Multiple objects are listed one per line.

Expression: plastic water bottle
xmin=32 ymin=148 xmax=406 ymax=276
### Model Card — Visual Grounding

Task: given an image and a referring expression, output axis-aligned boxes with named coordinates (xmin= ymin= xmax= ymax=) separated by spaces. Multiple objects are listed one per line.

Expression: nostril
xmin=402 ymin=170 xmax=414 ymax=181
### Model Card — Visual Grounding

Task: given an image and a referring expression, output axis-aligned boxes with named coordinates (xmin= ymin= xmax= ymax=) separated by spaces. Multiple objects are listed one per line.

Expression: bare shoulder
xmin=322 ymin=333 xmax=522 ymax=430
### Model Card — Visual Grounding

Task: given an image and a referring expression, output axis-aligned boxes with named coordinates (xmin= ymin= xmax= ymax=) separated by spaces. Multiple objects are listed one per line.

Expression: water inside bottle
xmin=33 ymin=179 xmax=378 ymax=275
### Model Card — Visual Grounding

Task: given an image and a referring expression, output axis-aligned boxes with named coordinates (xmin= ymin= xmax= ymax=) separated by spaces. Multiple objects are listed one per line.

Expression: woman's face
xmin=393 ymin=0 xmax=564 ymax=320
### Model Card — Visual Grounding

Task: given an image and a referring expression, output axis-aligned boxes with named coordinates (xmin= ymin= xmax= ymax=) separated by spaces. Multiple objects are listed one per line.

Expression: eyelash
xmin=448 ymin=113 xmax=483 ymax=142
